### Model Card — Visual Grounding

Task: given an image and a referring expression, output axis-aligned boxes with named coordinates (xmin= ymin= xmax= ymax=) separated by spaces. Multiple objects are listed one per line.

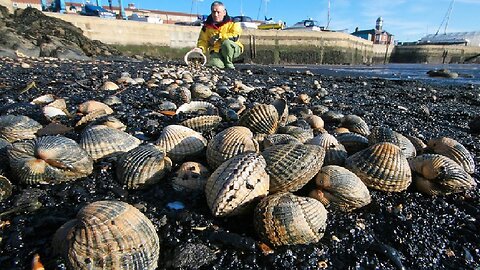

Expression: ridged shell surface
xmin=180 ymin=115 xmax=222 ymax=133
xmin=205 ymin=152 xmax=269 ymax=217
xmin=339 ymin=115 xmax=370 ymax=136
xmin=0 ymin=175 xmax=12 ymax=202
xmin=77 ymin=100 xmax=113 ymax=115
xmin=263 ymin=134 xmax=301 ymax=149
xmin=156 ymin=125 xmax=207 ymax=162
xmin=8 ymin=136 xmax=93 ymax=185
xmin=116 ymin=145 xmax=172 ymax=189
xmin=308 ymin=133 xmax=348 ymax=166
xmin=368 ymin=127 xmax=416 ymax=158
xmin=345 ymin=142 xmax=412 ymax=192
xmin=254 ymin=192 xmax=327 ymax=246
xmin=277 ymin=125 xmax=314 ymax=143
xmin=239 ymin=104 xmax=279 ymax=134
xmin=309 ymin=165 xmax=371 ymax=211
xmin=0 ymin=115 xmax=42 ymax=142
xmin=335 ymin=132 xmax=369 ymax=155
xmin=404 ymin=135 xmax=427 ymax=155
xmin=262 ymin=144 xmax=325 ymax=193
xmin=409 ymin=154 xmax=476 ymax=195
xmin=52 ymin=200 xmax=160 ymax=270
xmin=172 ymin=162 xmax=210 ymax=192
xmin=206 ymin=126 xmax=259 ymax=169
xmin=427 ymin=137 xmax=475 ymax=174
xmin=80 ymin=125 xmax=141 ymax=161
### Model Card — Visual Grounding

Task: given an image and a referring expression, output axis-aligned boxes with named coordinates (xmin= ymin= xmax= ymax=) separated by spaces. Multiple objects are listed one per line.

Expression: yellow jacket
xmin=197 ymin=15 xmax=243 ymax=54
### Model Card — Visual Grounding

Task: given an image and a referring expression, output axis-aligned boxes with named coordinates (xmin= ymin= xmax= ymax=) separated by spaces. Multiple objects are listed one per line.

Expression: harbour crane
xmin=434 ymin=0 xmax=455 ymax=36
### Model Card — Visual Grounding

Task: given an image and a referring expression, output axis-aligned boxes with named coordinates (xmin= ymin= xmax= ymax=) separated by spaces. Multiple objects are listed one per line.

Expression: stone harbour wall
xmin=46 ymin=12 xmax=480 ymax=65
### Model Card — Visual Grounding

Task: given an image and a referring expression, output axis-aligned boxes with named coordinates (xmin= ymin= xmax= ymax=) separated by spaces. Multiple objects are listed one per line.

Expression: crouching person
xmin=191 ymin=1 xmax=243 ymax=69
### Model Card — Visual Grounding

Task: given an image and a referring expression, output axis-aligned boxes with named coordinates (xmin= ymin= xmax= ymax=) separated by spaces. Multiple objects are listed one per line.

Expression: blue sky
xmin=93 ymin=0 xmax=480 ymax=42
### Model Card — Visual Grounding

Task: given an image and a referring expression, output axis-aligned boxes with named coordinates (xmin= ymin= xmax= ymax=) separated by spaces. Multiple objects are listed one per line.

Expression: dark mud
xmin=0 ymin=57 xmax=478 ymax=270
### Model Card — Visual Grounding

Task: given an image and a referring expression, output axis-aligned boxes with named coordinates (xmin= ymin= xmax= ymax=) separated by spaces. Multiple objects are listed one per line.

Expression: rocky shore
xmin=0 ymin=55 xmax=478 ymax=270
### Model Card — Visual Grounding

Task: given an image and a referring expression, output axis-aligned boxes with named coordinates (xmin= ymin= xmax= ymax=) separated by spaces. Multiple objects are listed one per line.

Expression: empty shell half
xmin=339 ymin=115 xmax=370 ymax=136
xmin=172 ymin=162 xmax=210 ymax=192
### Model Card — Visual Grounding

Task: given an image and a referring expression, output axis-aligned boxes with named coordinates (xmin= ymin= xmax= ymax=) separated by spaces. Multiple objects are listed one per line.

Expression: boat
xmin=283 ymin=19 xmax=324 ymax=31
xmin=258 ymin=20 xmax=284 ymax=30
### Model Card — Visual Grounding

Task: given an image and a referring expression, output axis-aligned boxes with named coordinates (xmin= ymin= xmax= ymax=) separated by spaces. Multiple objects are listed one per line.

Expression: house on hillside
xmin=351 ymin=17 xmax=394 ymax=45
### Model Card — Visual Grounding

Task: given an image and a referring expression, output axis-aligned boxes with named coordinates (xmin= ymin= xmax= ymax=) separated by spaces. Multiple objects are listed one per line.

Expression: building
xmin=351 ymin=17 xmax=394 ymax=45
xmin=2 ymin=0 xmax=199 ymax=24
xmin=418 ymin=31 xmax=480 ymax=47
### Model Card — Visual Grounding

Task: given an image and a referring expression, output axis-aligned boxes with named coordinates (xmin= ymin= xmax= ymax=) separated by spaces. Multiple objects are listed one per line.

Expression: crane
xmin=434 ymin=0 xmax=455 ymax=36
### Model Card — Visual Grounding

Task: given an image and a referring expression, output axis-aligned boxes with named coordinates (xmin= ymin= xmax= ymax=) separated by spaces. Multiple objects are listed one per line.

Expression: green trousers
xmin=208 ymin=39 xmax=242 ymax=69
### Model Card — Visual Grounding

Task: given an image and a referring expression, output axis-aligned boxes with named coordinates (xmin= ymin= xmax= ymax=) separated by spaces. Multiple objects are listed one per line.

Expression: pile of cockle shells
xmin=0 ymin=61 xmax=477 ymax=270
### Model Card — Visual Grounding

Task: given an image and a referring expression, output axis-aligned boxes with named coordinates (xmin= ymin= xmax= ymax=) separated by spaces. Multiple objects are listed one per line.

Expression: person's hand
xmin=191 ymin=47 xmax=203 ymax=53
xmin=208 ymin=34 xmax=220 ymax=46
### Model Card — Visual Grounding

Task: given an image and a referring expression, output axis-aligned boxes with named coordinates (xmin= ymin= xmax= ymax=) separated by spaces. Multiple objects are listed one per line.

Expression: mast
xmin=435 ymin=0 xmax=455 ymax=36
xmin=326 ymin=0 xmax=330 ymax=30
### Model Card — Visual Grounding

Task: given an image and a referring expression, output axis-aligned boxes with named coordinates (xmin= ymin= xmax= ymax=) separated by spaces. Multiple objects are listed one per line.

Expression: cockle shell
xmin=335 ymin=132 xmax=369 ymax=155
xmin=155 ymin=125 xmax=207 ymax=162
xmin=176 ymin=101 xmax=218 ymax=115
xmin=271 ymin=98 xmax=289 ymax=127
xmin=302 ymin=114 xmax=325 ymax=132
xmin=309 ymin=165 xmax=371 ymax=211
xmin=53 ymin=200 xmax=160 ymax=270
xmin=345 ymin=142 xmax=412 ymax=192
xmin=239 ymin=104 xmax=279 ymax=134
xmin=409 ymin=154 xmax=476 ymax=195
xmin=368 ymin=126 xmax=416 ymax=158
xmin=0 ymin=115 xmax=42 ymax=142
xmin=277 ymin=125 xmax=314 ymax=143
xmin=116 ymin=145 xmax=172 ymax=189
xmin=205 ymin=152 xmax=269 ymax=217
xmin=308 ymin=133 xmax=348 ymax=166
xmin=427 ymin=137 xmax=475 ymax=174
xmin=7 ymin=136 xmax=93 ymax=184
xmin=78 ymin=100 xmax=113 ymax=115
xmin=0 ymin=175 xmax=12 ymax=202
xmin=254 ymin=192 xmax=328 ymax=246
xmin=404 ymin=134 xmax=427 ymax=155
xmin=262 ymin=144 xmax=325 ymax=193
xmin=263 ymin=134 xmax=301 ymax=149
xmin=339 ymin=115 xmax=370 ymax=136
xmin=170 ymin=86 xmax=191 ymax=104
xmin=191 ymin=83 xmax=212 ymax=99
xmin=31 ymin=94 xmax=56 ymax=105
xmin=101 ymin=81 xmax=119 ymax=91
xmin=206 ymin=126 xmax=259 ymax=169
xmin=80 ymin=125 xmax=141 ymax=161
xmin=180 ymin=115 xmax=222 ymax=133
xmin=172 ymin=162 xmax=210 ymax=192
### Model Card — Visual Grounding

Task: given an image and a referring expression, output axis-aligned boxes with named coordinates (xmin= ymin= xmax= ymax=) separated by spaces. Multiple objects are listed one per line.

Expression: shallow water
xmin=270 ymin=63 xmax=480 ymax=85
